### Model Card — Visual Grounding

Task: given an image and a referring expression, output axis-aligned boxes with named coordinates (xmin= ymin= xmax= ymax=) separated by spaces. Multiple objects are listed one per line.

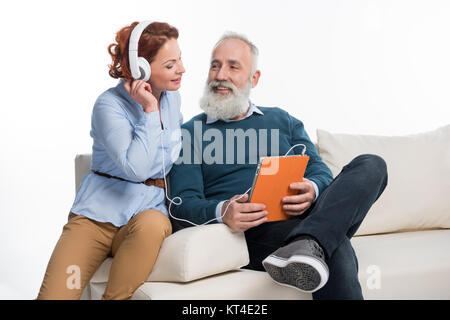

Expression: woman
xmin=37 ymin=21 xmax=185 ymax=300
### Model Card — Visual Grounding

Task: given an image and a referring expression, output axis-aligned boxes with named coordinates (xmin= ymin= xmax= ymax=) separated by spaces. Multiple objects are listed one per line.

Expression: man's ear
xmin=251 ymin=70 xmax=261 ymax=88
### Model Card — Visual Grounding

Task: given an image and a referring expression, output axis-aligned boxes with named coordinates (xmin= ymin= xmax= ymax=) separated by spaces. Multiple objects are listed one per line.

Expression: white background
xmin=0 ymin=0 xmax=449 ymax=299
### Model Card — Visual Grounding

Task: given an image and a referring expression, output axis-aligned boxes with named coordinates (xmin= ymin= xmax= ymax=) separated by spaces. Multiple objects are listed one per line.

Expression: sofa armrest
xmin=90 ymin=224 xmax=249 ymax=284
xmin=147 ymin=223 xmax=249 ymax=282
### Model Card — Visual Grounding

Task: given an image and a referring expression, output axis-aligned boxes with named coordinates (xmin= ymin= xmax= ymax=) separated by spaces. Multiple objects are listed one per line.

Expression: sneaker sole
xmin=262 ymin=254 xmax=329 ymax=293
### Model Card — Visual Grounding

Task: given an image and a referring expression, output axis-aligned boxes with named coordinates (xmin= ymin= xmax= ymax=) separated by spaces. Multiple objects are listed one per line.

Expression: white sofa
xmin=78 ymin=125 xmax=450 ymax=300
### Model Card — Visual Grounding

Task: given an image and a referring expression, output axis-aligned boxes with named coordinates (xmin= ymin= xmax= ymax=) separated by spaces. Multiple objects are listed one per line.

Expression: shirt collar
xmin=206 ymin=102 xmax=264 ymax=124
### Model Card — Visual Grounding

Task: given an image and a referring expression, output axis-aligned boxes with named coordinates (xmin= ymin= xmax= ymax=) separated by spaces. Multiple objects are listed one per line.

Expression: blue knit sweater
xmin=168 ymin=106 xmax=333 ymax=226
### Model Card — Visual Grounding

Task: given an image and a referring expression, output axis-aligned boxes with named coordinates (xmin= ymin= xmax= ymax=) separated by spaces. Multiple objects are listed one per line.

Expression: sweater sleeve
xmin=168 ymin=125 xmax=220 ymax=227
xmin=289 ymin=115 xmax=333 ymax=194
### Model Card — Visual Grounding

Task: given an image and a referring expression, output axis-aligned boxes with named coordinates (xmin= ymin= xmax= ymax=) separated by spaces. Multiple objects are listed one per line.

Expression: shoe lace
xmin=309 ymin=240 xmax=325 ymax=259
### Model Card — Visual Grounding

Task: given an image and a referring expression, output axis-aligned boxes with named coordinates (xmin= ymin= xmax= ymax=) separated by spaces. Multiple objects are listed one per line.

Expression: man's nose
xmin=215 ymin=66 xmax=228 ymax=81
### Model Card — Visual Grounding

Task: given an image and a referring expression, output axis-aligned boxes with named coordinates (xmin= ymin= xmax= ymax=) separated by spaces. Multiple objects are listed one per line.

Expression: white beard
xmin=199 ymin=79 xmax=251 ymax=121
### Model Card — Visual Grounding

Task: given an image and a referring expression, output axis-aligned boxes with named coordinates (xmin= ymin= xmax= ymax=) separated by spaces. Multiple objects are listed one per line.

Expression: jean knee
xmin=343 ymin=154 xmax=388 ymax=200
xmin=354 ymin=154 xmax=387 ymax=180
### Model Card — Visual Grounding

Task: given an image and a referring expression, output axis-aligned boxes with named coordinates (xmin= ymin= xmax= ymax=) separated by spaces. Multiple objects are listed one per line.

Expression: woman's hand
xmin=124 ymin=80 xmax=158 ymax=113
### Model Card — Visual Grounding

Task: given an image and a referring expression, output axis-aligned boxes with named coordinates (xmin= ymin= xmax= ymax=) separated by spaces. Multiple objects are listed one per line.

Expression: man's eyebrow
xmin=210 ymin=59 xmax=241 ymax=66
xmin=228 ymin=59 xmax=241 ymax=66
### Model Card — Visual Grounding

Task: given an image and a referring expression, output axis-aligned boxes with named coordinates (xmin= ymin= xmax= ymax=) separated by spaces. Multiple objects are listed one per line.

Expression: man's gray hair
xmin=213 ymin=31 xmax=259 ymax=75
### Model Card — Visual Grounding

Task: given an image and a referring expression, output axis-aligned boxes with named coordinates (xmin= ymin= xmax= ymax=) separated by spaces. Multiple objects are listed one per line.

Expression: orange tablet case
xmin=248 ymin=155 xmax=310 ymax=221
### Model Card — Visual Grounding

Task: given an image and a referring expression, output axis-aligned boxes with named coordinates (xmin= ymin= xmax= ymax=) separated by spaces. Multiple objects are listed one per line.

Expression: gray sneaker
xmin=262 ymin=238 xmax=329 ymax=293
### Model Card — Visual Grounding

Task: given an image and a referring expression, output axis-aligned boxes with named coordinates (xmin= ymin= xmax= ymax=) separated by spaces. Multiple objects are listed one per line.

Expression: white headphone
xmin=129 ymin=21 xmax=154 ymax=82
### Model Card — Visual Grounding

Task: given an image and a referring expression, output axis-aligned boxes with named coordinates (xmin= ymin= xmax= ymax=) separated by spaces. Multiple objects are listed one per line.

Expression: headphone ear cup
xmin=137 ymin=57 xmax=151 ymax=82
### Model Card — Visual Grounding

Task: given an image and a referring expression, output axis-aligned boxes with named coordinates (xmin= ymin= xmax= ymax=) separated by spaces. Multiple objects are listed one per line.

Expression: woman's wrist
xmin=143 ymin=104 xmax=158 ymax=114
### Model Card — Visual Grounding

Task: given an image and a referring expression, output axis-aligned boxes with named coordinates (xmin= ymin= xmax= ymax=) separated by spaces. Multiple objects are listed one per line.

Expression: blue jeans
xmin=243 ymin=154 xmax=388 ymax=300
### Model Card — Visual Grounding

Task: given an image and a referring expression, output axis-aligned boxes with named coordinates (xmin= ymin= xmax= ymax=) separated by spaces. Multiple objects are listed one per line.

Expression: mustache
xmin=208 ymin=80 xmax=239 ymax=94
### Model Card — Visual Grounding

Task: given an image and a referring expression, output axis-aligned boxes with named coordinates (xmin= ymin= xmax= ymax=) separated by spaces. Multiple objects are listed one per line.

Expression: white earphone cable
xmin=160 ymin=129 xmax=306 ymax=226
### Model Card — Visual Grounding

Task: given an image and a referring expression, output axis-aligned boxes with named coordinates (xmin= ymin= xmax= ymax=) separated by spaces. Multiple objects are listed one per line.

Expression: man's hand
xmin=282 ymin=178 xmax=316 ymax=216
xmin=221 ymin=194 xmax=268 ymax=232
xmin=124 ymin=80 xmax=158 ymax=113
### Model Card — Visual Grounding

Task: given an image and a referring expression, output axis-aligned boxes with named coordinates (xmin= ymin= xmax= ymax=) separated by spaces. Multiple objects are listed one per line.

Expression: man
xmin=168 ymin=32 xmax=387 ymax=299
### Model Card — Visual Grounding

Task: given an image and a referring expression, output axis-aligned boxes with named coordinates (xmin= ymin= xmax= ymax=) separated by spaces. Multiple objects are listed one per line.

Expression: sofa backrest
xmin=316 ymin=125 xmax=450 ymax=236
xmin=74 ymin=125 xmax=450 ymax=237
xmin=75 ymin=154 xmax=92 ymax=192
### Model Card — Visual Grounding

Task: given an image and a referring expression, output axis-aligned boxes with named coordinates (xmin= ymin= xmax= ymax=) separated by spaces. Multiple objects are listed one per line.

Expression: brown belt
xmin=92 ymin=171 xmax=165 ymax=188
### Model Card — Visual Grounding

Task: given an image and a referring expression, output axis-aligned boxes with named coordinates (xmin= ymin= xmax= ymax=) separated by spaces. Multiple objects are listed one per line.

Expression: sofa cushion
xmin=350 ymin=229 xmax=450 ymax=299
xmin=90 ymin=223 xmax=249 ymax=283
xmin=317 ymin=125 xmax=450 ymax=235
xmin=90 ymin=269 xmax=310 ymax=300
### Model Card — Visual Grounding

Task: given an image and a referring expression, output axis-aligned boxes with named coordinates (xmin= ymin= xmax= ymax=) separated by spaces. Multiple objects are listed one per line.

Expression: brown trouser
xmin=37 ymin=209 xmax=172 ymax=300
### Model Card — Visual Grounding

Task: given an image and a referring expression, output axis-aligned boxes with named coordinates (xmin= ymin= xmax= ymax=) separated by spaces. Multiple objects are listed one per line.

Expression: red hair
xmin=108 ymin=21 xmax=179 ymax=79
